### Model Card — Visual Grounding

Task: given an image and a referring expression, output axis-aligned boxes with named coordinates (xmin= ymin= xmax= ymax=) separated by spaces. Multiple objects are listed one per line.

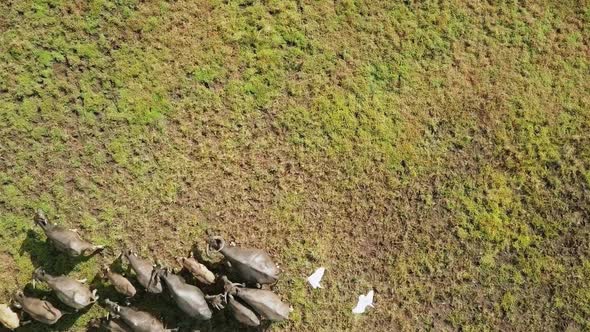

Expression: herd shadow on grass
xmin=14 ymin=230 xmax=270 ymax=331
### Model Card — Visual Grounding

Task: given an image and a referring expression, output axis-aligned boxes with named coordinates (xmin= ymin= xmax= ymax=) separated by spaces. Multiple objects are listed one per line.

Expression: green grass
xmin=0 ymin=0 xmax=589 ymax=331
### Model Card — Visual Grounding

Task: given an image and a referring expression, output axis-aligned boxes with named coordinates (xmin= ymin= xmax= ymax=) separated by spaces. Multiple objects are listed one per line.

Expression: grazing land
xmin=0 ymin=0 xmax=589 ymax=331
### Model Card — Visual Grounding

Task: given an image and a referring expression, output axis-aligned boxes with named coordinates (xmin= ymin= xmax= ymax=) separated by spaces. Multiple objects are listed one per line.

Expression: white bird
xmin=307 ymin=267 xmax=325 ymax=289
xmin=352 ymin=290 xmax=374 ymax=314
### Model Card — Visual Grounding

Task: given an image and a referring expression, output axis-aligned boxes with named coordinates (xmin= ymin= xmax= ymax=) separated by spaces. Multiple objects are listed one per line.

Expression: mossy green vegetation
xmin=0 ymin=0 xmax=588 ymax=331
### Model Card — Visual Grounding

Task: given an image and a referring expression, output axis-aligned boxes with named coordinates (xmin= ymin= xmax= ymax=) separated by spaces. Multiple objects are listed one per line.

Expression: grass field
xmin=0 ymin=0 xmax=589 ymax=331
